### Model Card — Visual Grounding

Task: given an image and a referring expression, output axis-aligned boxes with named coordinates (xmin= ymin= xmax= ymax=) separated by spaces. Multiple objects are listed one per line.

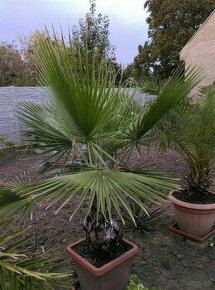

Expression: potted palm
xmin=8 ymin=32 xmax=200 ymax=290
xmin=161 ymin=84 xmax=215 ymax=237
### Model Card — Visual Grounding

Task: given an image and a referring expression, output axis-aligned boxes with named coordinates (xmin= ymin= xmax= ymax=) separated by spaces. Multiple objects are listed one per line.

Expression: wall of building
xmin=180 ymin=12 xmax=215 ymax=96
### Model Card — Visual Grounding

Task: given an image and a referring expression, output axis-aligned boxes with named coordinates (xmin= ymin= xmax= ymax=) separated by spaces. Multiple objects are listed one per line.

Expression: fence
xmin=0 ymin=87 xmax=153 ymax=143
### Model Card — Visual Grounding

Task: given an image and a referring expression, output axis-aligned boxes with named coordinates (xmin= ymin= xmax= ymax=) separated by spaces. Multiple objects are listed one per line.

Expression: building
xmin=180 ymin=10 xmax=215 ymax=95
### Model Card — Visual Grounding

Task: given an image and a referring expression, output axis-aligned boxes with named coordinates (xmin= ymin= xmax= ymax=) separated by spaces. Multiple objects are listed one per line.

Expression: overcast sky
xmin=0 ymin=0 xmax=148 ymax=65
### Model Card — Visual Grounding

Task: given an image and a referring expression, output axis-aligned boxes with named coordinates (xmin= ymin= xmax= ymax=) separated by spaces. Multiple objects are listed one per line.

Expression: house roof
xmin=180 ymin=10 xmax=215 ymax=55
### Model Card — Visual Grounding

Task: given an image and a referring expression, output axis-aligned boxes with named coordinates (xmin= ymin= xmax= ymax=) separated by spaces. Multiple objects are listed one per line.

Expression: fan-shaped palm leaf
xmin=6 ymin=169 xmax=178 ymax=225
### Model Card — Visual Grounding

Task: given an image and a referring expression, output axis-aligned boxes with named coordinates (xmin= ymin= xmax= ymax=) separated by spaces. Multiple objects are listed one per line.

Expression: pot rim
xmin=67 ymin=238 xmax=138 ymax=276
xmin=168 ymin=191 xmax=215 ymax=210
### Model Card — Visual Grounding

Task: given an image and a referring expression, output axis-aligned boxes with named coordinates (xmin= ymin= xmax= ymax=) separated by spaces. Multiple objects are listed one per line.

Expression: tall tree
xmin=18 ymin=30 xmax=49 ymax=85
xmin=0 ymin=1 xmax=119 ymax=86
xmin=132 ymin=0 xmax=215 ymax=80
xmin=0 ymin=42 xmax=26 ymax=86
xmin=71 ymin=0 xmax=117 ymax=72
xmin=0 ymin=31 xmax=48 ymax=86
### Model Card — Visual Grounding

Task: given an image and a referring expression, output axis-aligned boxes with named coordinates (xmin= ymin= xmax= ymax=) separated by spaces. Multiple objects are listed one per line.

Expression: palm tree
xmin=158 ymin=83 xmax=215 ymax=201
xmin=3 ymin=31 xmax=200 ymax=259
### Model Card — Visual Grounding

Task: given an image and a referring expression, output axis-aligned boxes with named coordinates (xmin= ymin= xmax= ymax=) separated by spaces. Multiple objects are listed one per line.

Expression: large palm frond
xmin=124 ymin=67 xmax=202 ymax=144
xmin=36 ymin=32 xmax=124 ymax=140
xmin=0 ymin=186 xmax=35 ymax=224
xmin=0 ymin=184 xmax=68 ymax=290
xmin=5 ymin=169 xmax=178 ymax=225
xmin=0 ymin=219 xmax=68 ymax=290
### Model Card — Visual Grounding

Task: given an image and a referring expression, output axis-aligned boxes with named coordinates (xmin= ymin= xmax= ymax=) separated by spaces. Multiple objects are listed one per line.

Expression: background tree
xmin=131 ymin=0 xmax=215 ymax=80
xmin=0 ymin=42 xmax=26 ymax=86
xmin=71 ymin=0 xmax=115 ymax=62
xmin=18 ymin=30 xmax=49 ymax=85
xmin=0 ymin=0 xmax=120 ymax=86
xmin=0 ymin=31 xmax=48 ymax=86
xmin=71 ymin=0 xmax=120 ymax=82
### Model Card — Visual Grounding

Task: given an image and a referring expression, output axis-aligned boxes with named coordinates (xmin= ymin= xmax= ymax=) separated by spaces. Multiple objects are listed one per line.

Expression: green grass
xmin=128 ymin=275 xmax=163 ymax=290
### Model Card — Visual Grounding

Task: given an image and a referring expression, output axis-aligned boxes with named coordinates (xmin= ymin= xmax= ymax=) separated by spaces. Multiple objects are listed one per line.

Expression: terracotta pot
xmin=67 ymin=238 xmax=138 ymax=290
xmin=169 ymin=191 xmax=215 ymax=236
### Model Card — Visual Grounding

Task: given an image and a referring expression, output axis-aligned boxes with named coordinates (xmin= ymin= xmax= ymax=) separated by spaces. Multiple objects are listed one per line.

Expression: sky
xmin=0 ymin=0 xmax=148 ymax=65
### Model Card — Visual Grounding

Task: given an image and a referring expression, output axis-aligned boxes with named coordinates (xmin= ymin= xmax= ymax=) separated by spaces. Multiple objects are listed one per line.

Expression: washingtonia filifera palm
xmin=4 ymin=31 xmax=201 ymax=256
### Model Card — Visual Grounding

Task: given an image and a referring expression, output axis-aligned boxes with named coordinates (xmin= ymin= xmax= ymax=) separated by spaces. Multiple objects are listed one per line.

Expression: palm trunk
xmin=188 ymin=160 xmax=211 ymax=194
xmin=83 ymin=205 xmax=122 ymax=260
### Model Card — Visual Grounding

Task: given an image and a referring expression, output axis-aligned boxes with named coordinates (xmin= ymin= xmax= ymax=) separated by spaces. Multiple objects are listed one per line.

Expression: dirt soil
xmin=0 ymin=148 xmax=215 ymax=290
